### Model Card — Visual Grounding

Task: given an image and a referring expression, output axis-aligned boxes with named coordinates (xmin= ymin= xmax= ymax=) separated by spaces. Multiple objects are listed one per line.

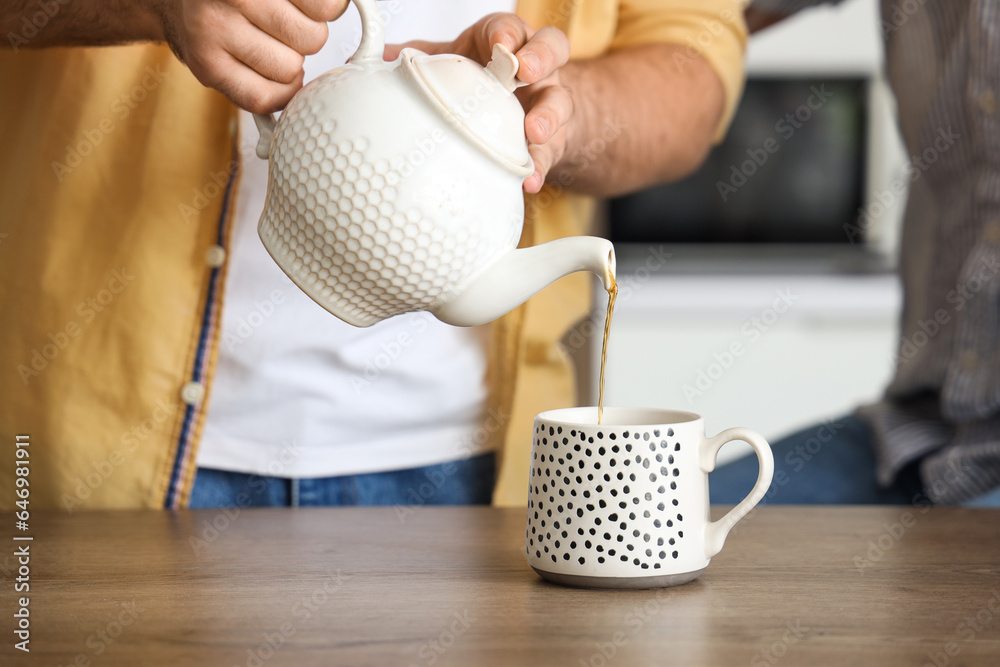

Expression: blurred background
xmin=576 ymin=0 xmax=907 ymax=463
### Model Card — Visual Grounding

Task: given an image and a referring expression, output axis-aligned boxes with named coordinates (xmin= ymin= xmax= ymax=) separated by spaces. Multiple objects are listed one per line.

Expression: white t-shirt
xmin=198 ymin=0 xmax=516 ymax=478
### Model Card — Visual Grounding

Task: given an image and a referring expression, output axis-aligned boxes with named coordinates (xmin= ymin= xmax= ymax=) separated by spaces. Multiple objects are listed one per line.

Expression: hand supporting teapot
xmin=253 ymin=0 xmax=616 ymax=327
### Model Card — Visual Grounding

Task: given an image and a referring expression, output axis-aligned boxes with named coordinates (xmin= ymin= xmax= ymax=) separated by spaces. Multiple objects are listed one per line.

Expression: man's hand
xmin=0 ymin=0 xmax=347 ymax=113
xmin=385 ymin=14 xmax=572 ymax=194
xmin=156 ymin=0 xmax=349 ymax=113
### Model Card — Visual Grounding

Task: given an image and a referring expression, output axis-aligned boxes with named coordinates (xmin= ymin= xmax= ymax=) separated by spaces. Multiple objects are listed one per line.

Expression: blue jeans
xmin=189 ymin=452 xmax=496 ymax=508
xmin=709 ymin=415 xmax=1000 ymax=506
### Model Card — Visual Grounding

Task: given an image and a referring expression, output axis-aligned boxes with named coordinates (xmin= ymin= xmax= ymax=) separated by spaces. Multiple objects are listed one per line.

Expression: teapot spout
xmin=431 ymin=237 xmax=616 ymax=327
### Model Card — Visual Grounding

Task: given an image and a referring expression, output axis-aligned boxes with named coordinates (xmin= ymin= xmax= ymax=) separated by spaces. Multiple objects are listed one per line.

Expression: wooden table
xmin=3 ymin=507 xmax=999 ymax=666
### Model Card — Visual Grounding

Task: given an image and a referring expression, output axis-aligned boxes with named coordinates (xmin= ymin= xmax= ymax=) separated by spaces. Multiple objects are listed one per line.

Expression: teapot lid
xmin=402 ymin=44 xmax=534 ymax=177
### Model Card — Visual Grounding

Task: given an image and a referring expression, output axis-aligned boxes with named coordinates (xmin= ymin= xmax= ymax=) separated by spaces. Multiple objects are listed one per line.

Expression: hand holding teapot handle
xmin=154 ymin=0 xmax=351 ymax=114
xmin=254 ymin=0 xmax=385 ymax=159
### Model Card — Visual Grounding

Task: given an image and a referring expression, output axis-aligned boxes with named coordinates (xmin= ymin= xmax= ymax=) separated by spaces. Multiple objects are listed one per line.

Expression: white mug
xmin=526 ymin=407 xmax=774 ymax=589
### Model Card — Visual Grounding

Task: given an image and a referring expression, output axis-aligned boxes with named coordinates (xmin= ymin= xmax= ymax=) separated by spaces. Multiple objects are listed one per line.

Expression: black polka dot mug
xmin=526 ymin=407 xmax=774 ymax=589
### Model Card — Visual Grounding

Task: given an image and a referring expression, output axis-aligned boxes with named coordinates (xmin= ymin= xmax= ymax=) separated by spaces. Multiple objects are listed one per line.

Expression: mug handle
xmin=253 ymin=0 xmax=385 ymax=159
xmin=698 ymin=428 xmax=774 ymax=558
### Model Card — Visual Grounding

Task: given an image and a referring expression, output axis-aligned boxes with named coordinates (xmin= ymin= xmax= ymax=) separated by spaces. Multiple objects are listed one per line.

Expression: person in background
xmin=712 ymin=0 xmax=1000 ymax=506
xmin=0 ymin=1 xmax=747 ymax=510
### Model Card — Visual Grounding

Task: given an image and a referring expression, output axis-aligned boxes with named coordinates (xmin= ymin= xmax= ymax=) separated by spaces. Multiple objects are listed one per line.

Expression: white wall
xmin=745 ymin=0 xmax=883 ymax=76
xmin=594 ymin=272 xmax=900 ymax=463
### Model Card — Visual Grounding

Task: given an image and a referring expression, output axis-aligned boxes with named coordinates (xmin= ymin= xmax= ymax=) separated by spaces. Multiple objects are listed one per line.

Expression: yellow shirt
xmin=0 ymin=0 xmax=746 ymax=509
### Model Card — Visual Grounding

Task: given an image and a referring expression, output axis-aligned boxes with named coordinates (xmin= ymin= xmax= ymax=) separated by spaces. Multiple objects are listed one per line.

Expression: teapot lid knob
xmin=484 ymin=44 xmax=526 ymax=94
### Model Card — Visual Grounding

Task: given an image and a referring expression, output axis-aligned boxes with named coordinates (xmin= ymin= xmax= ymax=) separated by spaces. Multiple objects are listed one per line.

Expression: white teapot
xmin=253 ymin=0 xmax=615 ymax=327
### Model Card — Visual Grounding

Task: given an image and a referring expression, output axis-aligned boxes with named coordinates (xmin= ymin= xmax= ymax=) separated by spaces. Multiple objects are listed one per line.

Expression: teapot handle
xmin=347 ymin=0 xmax=385 ymax=64
xmin=253 ymin=114 xmax=276 ymax=159
xmin=253 ymin=0 xmax=385 ymax=160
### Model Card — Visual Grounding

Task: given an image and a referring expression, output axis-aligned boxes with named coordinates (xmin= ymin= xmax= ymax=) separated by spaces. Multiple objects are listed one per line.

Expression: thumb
xmin=383 ymin=40 xmax=450 ymax=61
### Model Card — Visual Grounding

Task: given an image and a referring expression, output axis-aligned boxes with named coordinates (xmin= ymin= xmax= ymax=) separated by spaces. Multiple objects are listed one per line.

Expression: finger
xmin=241 ymin=0 xmax=329 ymax=56
xmin=289 ymin=0 xmax=348 ymax=23
xmin=475 ymin=13 xmax=534 ymax=62
xmin=515 ymin=26 xmax=570 ymax=84
xmin=523 ymin=169 xmax=544 ymax=194
xmin=207 ymin=50 xmax=305 ymax=113
xmin=383 ymin=39 xmax=449 ymax=61
xmin=523 ymin=81 xmax=574 ymax=145
xmin=224 ymin=23 xmax=305 ymax=86
xmin=524 ymin=132 xmax=566 ymax=194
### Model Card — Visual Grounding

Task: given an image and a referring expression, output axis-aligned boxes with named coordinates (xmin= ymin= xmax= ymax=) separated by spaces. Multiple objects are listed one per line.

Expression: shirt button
xmin=960 ymin=352 xmax=979 ymax=372
xmin=181 ymin=381 xmax=206 ymax=405
xmin=205 ymin=245 xmax=227 ymax=268
xmin=979 ymin=90 xmax=997 ymax=115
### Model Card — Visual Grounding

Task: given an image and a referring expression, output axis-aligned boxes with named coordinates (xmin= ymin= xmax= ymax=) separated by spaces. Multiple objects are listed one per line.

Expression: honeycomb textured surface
xmin=258 ymin=71 xmax=513 ymax=326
